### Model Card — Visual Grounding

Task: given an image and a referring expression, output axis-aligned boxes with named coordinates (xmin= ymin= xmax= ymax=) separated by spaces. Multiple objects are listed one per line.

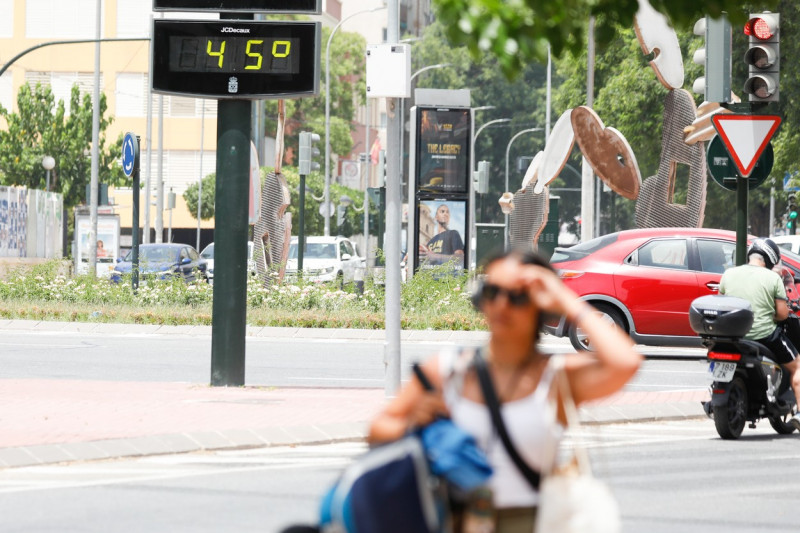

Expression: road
xmin=0 ymin=329 xmax=708 ymax=390
xmin=0 ymin=420 xmax=797 ymax=533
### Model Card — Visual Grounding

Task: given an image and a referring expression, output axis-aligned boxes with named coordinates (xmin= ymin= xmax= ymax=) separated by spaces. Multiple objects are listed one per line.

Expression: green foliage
xmin=274 ymin=165 xmax=366 ymax=237
xmin=431 ymin=0 xmax=779 ymax=79
xmin=0 ymin=83 xmax=125 ymax=210
xmin=263 ymin=28 xmax=367 ymax=168
xmin=183 ymin=172 xmax=217 ymax=220
xmin=0 ymin=260 xmax=483 ymax=330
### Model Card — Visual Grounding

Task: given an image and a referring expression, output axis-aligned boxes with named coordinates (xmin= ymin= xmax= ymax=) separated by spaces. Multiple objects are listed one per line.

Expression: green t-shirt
xmin=719 ymin=264 xmax=787 ymax=340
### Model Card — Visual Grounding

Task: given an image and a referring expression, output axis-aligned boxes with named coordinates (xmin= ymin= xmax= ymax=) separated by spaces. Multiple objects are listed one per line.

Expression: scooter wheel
xmin=769 ymin=405 xmax=798 ymax=435
xmin=713 ymin=377 xmax=747 ymax=439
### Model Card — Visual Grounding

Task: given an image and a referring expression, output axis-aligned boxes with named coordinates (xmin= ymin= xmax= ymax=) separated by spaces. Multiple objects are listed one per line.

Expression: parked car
xmin=285 ymin=236 xmax=365 ymax=283
xmin=111 ymin=243 xmax=208 ymax=284
xmin=200 ymin=241 xmax=256 ymax=284
xmin=771 ymin=235 xmax=800 ymax=254
xmin=545 ymin=227 xmax=800 ymax=351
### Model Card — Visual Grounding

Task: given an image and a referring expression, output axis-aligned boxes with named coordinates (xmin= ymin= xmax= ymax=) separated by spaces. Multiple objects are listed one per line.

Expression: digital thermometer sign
xmin=152 ymin=0 xmax=321 ymax=13
xmin=152 ymin=20 xmax=320 ymax=99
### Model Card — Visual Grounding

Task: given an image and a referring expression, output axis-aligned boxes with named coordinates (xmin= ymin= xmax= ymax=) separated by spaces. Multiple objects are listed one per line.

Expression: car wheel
xmin=567 ymin=303 xmax=626 ymax=352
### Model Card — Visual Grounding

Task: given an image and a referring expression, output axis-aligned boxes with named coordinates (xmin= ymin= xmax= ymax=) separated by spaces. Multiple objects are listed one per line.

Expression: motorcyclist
xmin=719 ymin=238 xmax=800 ymax=430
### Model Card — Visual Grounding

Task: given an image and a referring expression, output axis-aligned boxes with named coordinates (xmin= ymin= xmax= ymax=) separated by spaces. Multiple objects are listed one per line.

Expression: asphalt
xmin=0 ymin=320 xmax=709 ymax=469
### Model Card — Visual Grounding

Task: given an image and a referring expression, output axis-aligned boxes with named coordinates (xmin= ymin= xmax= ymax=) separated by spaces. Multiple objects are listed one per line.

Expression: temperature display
xmin=152 ymin=20 xmax=320 ymax=99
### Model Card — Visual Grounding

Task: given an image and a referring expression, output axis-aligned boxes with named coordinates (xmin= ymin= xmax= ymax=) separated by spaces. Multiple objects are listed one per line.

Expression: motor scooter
xmin=689 ymin=294 xmax=798 ymax=439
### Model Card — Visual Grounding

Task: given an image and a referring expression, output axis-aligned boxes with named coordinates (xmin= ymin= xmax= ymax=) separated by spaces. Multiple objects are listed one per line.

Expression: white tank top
xmin=438 ymin=348 xmax=564 ymax=508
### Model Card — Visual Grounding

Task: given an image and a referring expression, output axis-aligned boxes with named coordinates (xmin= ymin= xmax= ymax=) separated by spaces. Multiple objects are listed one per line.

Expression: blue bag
xmin=319 ymin=421 xmax=491 ymax=533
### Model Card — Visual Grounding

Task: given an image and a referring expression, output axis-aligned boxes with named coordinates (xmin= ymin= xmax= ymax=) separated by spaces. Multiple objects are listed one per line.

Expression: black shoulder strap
xmin=473 ymin=348 xmax=541 ymax=490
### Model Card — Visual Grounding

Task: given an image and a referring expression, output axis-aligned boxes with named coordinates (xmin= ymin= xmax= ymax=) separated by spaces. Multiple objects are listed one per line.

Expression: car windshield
xmin=125 ymin=246 xmax=179 ymax=263
xmin=289 ymin=242 xmax=337 ymax=259
xmin=550 ymin=233 xmax=619 ymax=263
xmin=201 ymin=244 xmax=214 ymax=259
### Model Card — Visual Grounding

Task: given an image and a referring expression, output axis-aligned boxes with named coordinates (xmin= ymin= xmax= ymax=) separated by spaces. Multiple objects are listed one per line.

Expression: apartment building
xmin=0 ymin=0 xmax=431 ymax=248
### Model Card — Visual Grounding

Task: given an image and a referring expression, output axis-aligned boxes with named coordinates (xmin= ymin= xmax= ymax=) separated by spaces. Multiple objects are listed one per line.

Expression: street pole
xmin=197 ymin=101 xmax=205 ymax=251
xmin=504 ymin=128 xmax=542 ymax=247
xmin=210 ymin=12 xmax=252 ymax=387
xmin=88 ymin=0 xmax=101 ymax=278
xmin=324 ymin=6 xmax=385 ymax=236
xmin=298 ymin=172 xmax=306 ymax=272
xmin=385 ymin=0 xmax=401 ymax=397
xmin=581 ymin=16 xmax=596 ymax=242
xmin=736 ymin=176 xmax=748 ymax=265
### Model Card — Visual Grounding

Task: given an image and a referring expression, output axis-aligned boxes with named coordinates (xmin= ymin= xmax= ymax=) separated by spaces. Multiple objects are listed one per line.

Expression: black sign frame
xmin=152 ymin=0 xmax=321 ymax=13
xmin=414 ymin=106 xmax=472 ymax=194
xmin=151 ymin=19 xmax=320 ymax=99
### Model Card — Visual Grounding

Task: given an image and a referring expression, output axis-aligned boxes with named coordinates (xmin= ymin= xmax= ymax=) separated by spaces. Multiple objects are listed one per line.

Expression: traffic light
xmin=692 ymin=15 xmax=732 ymax=103
xmin=336 ymin=204 xmax=346 ymax=227
xmin=474 ymin=160 xmax=489 ymax=194
xmin=298 ymin=131 xmax=321 ymax=175
xmin=743 ymin=12 xmax=780 ymax=103
xmin=788 ymin=194 xmax=797 ymax=235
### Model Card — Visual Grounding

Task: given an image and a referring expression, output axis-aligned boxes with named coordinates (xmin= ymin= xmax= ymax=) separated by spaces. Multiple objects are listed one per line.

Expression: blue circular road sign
xmin=122 ymin=132 xmax=139 ymax=178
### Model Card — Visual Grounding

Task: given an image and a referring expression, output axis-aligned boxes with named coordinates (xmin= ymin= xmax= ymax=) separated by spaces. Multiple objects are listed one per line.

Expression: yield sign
xmin=710 ymin=114 xmax=781 ymax=177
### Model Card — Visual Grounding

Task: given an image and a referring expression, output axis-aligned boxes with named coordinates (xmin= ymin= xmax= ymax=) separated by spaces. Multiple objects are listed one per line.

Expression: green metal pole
xmin=298 ymin=174 xmax=306 ymax=272
xmin=736 ymin=176 xmax=748 ymax=266
xmin=131 ymin=136 xmax=140 ymax=292
xmin=210 ymin=99 xmax=251 ymax=386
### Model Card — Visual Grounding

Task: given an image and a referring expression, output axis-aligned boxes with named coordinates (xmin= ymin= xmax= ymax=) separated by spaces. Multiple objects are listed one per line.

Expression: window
xmin=637 ymin=239 xmax=688 ymax=270
xmin=697 ymin=239 xmax=735 ymax=274
xmin=25 ymin=72 xmax=104 ymax=114
xmin=26 ymin=0 xmax=99 ymax=39
xmin=0 ymin=0 xmax=13 ymax=37
xmin=0 ymin=73 xmax=12 ymax=111
xmin=116 ymin=73 xmax=147 ymax=117
xmin=116 ymin=0 xmax=151 ymax=38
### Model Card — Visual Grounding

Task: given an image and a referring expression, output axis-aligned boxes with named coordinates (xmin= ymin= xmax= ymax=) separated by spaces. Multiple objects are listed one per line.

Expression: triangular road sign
xmin=711 ymin=114 xmax=781 ymax=177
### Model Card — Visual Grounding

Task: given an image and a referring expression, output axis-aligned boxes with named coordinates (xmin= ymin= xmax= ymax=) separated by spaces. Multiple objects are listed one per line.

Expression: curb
xmin=0 ymin=401 xmax=709 ymax=470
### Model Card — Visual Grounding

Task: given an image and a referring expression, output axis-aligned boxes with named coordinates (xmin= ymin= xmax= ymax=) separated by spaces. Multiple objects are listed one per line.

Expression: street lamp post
xmin=42 ymin=155 xmax=55 ymax=192
xmin=505 ymin=127 xmax=543 ymax=247
xmin=324 ymin=6 xmax=386 ymax=237
xmin=470 ymin=117 xmax=510 ymax=258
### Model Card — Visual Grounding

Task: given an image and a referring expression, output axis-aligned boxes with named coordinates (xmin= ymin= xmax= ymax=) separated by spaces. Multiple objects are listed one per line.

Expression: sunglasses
xmin=480 ymin=283 xmax=531 ymax=307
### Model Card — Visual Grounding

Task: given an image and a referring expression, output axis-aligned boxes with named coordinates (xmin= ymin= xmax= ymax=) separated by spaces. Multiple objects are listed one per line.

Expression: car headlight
xmin=322 ymin=266 xmax=335 ymax=274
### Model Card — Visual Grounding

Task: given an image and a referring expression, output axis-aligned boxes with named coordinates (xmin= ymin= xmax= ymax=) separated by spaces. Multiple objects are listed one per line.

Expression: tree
xmin=431 ymin=0 xmax=779 ymax=78
xmin=262 ymin=28 xmax=367 ymax=168
xmin=0 ymin=83 xmax=125 ymax=210
xmin=183 ymin=172 xmax=216 ymax=220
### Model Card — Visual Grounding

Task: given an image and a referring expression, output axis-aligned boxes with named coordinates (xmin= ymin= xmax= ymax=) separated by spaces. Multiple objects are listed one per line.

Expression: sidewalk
xmin=0 ymin=320 xmax=709 ymax=469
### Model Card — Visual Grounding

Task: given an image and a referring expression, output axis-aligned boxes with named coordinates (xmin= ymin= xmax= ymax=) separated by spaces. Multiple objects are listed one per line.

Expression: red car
xmin=546 ymin=228 xmax=800 ymax=351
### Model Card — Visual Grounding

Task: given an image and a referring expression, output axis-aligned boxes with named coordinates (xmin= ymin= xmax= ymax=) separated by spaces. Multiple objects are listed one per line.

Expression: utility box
xmin=538 ymin=196 xmax=560 ymax=260
xmin=366 ymin=44 xmax=410 ymax=98
xmin=475 ymin=223 xmax=505 ymax=267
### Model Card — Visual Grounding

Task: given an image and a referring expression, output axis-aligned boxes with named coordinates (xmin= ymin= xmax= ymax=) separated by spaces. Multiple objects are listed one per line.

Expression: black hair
xmin=474 ymin=248 xmax=555 ymax=343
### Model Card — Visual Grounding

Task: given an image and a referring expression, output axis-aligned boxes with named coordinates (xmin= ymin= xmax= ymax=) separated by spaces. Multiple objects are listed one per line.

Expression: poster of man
xmin=416 ymin=107 xmax=470 ymax=193
xmin=417 ymin=200 xmax=466 ymax=270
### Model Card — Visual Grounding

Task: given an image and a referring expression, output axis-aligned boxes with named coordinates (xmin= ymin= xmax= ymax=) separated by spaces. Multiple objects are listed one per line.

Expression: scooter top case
xmin=689 ymin=295 xmax=754 ymax=338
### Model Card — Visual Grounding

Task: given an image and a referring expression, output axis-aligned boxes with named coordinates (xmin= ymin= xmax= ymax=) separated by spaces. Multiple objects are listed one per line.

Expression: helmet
xmin=747 ymin=238 xmax=781 ymax=270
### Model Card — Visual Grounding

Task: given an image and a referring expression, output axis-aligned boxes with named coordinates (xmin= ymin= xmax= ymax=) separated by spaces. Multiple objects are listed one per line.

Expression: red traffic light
xmin=744 ymin=15 xmax=777 ymax=41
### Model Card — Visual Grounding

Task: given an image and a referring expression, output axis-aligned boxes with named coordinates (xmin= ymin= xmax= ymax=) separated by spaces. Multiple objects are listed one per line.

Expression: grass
xmin=0 ymin=260 xmax=486 ymax=331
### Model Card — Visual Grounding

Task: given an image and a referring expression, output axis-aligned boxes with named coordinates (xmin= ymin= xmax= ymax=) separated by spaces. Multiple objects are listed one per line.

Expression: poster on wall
xmin=415 ymin=199 xmax=467 ymax=271
xmin=415 ymin=107 xmax=471 ymax=193
xmin=75 ymin=214 xmax=120 ymax=277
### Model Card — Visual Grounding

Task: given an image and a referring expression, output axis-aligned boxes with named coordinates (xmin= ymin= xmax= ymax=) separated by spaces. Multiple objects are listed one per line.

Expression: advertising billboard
xmin=415 ymin=107 xmax=471 ymax=194
xmin=415 ymin=199 xmax=466 ymax=271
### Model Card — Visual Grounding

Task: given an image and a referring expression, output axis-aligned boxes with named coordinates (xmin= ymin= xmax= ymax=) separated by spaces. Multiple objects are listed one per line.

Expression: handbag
xmin=318 ymin=364 xmax=492 ymax=533
xmin=534 ymin=355 xmax=621 ymax=533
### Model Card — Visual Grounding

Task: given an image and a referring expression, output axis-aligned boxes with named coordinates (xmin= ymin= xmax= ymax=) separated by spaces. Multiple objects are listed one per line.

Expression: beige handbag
xmin=534 ymin=356 xmax=622 ymax=533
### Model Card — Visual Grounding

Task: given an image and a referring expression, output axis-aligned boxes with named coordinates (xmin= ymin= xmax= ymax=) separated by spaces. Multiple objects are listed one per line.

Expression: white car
xmin=772 ymin=235 xmax=800 ymax=255
xmin=285 ymin=236 xmax=365 ymax=283
xmin=200 ymin=241 xmax=256 ymax=283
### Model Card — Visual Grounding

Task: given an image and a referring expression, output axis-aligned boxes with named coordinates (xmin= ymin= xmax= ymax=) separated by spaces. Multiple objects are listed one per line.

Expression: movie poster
xmin=415 ymin=107 xmax=471 ymax=193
